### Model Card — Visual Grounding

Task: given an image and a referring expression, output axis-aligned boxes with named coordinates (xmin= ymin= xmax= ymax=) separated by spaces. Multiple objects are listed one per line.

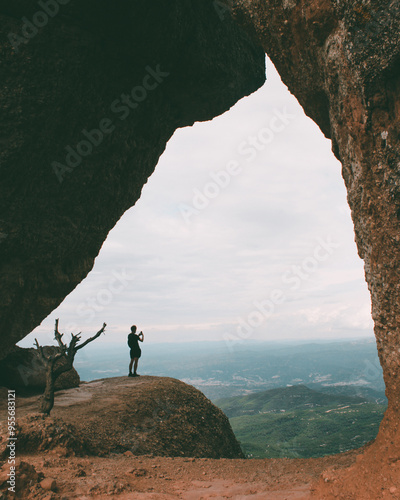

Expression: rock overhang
xmin=0 ymin=0 xmax=266 ymax=356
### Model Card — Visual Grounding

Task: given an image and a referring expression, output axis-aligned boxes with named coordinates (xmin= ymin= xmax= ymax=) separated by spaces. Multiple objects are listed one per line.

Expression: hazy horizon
xmin=19 ymin=332 xmax=377 ymax=349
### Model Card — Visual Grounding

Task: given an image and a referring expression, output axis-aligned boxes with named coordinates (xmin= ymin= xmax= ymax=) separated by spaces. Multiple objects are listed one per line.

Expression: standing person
xmin=128 ymin=325 xmax=144 ymax=377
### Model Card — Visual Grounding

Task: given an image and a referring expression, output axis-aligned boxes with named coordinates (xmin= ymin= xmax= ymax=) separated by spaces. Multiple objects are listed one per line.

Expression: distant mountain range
xmin=74 ymin=338 xmax=386 ymax=402
xmin=214 ymin=384 xmax=386 ymax=459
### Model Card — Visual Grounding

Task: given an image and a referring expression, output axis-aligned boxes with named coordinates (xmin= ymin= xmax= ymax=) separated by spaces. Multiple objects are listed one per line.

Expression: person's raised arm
xmin=139 ymin=331 xmax=144 ymax=342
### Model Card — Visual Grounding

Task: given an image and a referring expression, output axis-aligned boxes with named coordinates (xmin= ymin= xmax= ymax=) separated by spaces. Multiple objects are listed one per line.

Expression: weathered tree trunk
xmin=36 ymin=320 xmax=106 ymax=415
xmin=39 ymin=360 xmax=56 ymax=415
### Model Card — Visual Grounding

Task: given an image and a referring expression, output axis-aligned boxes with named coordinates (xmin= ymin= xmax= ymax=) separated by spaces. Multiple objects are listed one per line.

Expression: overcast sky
xmin=21 ymin=57 xmax=374 ymax=349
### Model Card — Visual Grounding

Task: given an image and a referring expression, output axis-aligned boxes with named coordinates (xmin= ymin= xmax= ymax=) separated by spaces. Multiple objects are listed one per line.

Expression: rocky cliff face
xmin=0 ymin=0 xmax=265 ymax=356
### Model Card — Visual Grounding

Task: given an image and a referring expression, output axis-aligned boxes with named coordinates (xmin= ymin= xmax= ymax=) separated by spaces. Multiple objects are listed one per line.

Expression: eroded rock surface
xmin=0 ymin=451 xmax=359 ymax=499
xmin=0 ymin=0 xmax=265 ymax=356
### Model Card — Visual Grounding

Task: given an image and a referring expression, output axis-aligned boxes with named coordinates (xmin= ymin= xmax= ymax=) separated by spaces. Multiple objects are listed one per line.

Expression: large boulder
xmin=0 ymin=376 xmax=244 ymax=459
xmin=0 ymin=345 xmax=80 ymax=394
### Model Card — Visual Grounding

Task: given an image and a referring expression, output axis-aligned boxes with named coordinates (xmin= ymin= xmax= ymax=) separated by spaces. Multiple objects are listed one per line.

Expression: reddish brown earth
xmin=1 ymin=376 xmax=399 ymax=499
xmin=310 ymin=408 xmax=400 ymax=499
xmin=0 ymin=449 xmax=359 ymax=500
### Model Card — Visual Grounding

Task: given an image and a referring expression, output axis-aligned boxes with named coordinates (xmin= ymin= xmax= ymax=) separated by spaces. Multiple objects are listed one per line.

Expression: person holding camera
xmin=128 ymin=325 xmax=144 ymax=377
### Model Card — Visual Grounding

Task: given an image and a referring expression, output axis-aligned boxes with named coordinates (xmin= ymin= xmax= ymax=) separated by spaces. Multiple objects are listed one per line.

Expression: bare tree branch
xmin=34 ymin=320 xmax=107 ymax=415
xmin=35 ymin=336 xmax=64 ymax=363
xmin=69 ymin=333 xmax=81 ymax=352
xmin=76 ymin=323 xmax=107 ymax=351
xmin=54 ymin=318 xmax=67 ymax=353
xmin=34 ymin=338 xmax=47 ymax=362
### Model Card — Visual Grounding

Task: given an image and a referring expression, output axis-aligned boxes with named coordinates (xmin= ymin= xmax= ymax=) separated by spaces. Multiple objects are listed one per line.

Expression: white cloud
xmin=21 ymin=57 xmax=374 ymax=349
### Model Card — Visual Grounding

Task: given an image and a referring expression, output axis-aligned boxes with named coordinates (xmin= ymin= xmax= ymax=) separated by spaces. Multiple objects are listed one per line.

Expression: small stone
xmin=390 ymin=486 xmax=397 ymax=494
xmin=134 ymin=469 xmax=147 ymax=477
xmin=124 ymin=451 xmax=134 ymax=457
xmin=40 ymin=477 xmax=57 ymax=491
xmin=322 ymin=471 xmax=336 ymax=483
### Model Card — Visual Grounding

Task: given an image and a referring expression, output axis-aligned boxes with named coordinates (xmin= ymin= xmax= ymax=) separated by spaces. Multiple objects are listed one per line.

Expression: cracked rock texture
xmin=0 ymin=0 xmax=265 ymax=356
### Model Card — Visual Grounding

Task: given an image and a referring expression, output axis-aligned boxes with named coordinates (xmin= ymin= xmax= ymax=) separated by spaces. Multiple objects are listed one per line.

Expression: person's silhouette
xmin=128 ymin=325 xmax=144 ymax=377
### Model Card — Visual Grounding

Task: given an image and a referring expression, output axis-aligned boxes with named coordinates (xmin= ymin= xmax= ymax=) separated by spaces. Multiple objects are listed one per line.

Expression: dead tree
xmin=34 ymin=319 xmax=106 ymax=415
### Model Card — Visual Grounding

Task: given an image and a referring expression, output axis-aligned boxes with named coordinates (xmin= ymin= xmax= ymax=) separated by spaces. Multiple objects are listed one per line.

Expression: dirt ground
xmin=1 ymin=377 xmax=400 ymax=499
xmin=0 ymin=448 xmax=359 ymax=499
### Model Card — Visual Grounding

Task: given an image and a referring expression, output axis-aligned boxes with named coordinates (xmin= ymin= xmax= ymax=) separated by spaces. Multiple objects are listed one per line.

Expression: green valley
xmin=215 ymin=385 xmax=386 ymax=458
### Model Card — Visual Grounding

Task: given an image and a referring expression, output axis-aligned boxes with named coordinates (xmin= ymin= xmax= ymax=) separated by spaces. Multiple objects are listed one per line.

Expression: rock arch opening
xmin=1 ymin=0 xmax=399 ymax=496
xmin=23 ymin=57 xmax=386 ymax=462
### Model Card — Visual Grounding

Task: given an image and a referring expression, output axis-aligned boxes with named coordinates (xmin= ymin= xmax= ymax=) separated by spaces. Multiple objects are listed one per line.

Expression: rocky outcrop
xmin=0 ymin=345 xmax=80 ymax=394
xmin=0 ymin=0 xmax=265 ymax=357
xmin=0 ymin=376 xmax=244 ymax=459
